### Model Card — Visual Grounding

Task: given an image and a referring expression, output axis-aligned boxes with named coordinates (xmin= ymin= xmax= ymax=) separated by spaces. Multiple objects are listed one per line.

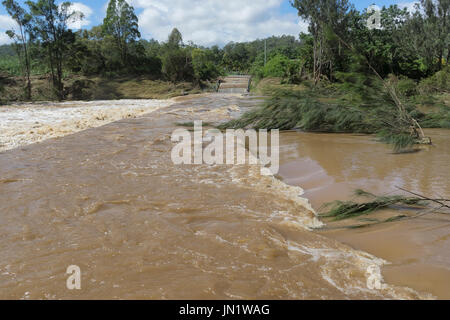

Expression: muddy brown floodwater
xmin=278 ymin=130 xmax=450 ymax=299
xmin=0 ymin=94 xmax=441 ymax=300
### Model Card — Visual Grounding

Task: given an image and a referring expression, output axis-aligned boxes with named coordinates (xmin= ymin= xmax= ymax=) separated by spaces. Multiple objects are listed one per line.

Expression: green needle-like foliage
xmin=219 ymin=73 xmax=431 ymax=152
xmin=320 ymin=189 xmax=427 ymax=221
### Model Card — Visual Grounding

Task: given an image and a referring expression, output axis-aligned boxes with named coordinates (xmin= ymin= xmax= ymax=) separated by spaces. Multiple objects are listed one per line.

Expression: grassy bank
xmin=0 ymin=74 xmax=205 ymax=103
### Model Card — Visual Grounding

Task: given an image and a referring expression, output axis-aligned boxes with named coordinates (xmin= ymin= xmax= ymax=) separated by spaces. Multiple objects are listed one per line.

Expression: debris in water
xmin=320 ymin=189 xmax=449 ymax=221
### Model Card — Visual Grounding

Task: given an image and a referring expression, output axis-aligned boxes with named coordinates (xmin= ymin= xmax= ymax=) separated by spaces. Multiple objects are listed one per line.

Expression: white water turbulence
xmin=0 ymin=99 xmax=175 ymax=152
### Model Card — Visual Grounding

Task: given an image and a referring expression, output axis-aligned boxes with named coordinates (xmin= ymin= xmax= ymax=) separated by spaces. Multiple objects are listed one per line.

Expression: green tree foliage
xmin=162 ymin=48 xmax=193 ymax=82
xmin=2 ymin=0 xmax=33 ymax=99
xmin=161 ymin=29 xmax=194 ymax=82
xmin=291 ymin=0 xmax=350 ymax=84
xmin=222 ymin=42 xmax=251 ymax=72
xmin=167 ymin=28 xmax=182 ymax=48
xmin=0 ymin=74 xmax=4 ymax=98
xmin=26 ymin=0 xmax=82 ymax=100
xmin=262 ymin=54 xmax=291 ymax=77
xmin=220 ymin=75 xmax=424 ymax=152
xmin=418 ymin=66 xmax=450 ymax=94
xmin=102 ymin=0 xmax=140 ymax=66
xmin=220 ymin=36 xmax=302 ymax=74
xmin=346 ymin=6 xmax=414 ymax=77
xmin=191 ymin=48 xmax=221 ymax=83
xmin=224 ymin=0 xmax=450 ymax=151
xmin=288 ymin=0 xmax=449 ymax=81
xmin=400 ymin=0 xmax=450 ymax=75
xmin=1 ymin=0 xmax=448 ymax=103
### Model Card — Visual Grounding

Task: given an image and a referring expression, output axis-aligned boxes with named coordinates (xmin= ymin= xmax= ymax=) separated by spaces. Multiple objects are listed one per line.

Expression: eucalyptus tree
xmin=422 ymin=0 xmax=449 ymax=70
xmin=167 ymin=28 xmax=183 ymax=48
xmin=413 ymin=0 xmax=449 ymax=72
xmin=392 ymin=0 xmax=449 ymax=76
xmin=2 ymin=0 xmax=33 ymax=100
xmin=26 ymin=0 xmax=83 ymax=100
xmin=102 ymin=0 xmax=141 ymax=66
xmin=290 ymin=0 xmax=350 ymax=84
xmin=160 ymin=28 xmax=195 ymax=82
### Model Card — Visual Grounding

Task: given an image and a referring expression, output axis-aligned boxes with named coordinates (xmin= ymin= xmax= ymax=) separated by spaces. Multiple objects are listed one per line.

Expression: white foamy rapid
xmin=0 ymin=99 xmax=175 ymax=152
xmin=228 ymin=141 xmax=433 ymax=300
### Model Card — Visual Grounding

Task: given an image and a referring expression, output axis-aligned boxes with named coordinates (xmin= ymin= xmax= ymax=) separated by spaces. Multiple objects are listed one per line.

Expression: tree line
xmin=0 ymin=0 xmax=304 ymax=101
xmin=241 ymin=0 xmax=449 ymax=88
xmin=2 ymin=0 xmax=448 ymax=101
xmin=285 ymin=0 xmax=449 ymax=84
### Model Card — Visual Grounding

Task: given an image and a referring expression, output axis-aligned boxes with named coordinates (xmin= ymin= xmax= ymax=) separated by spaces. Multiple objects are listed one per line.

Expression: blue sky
xmin=0 ymin=0 xmax=417 ymax=46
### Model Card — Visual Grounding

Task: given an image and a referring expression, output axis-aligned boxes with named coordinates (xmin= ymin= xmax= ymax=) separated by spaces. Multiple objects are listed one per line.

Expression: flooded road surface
xmin=0 ymin=94 xmax=430 ymax=299
xmin=278 ymin=130 xmax=450 ymax=299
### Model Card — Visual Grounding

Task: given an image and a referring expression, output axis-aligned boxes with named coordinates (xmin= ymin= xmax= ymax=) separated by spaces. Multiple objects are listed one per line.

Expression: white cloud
xmin=0 ymin=14 xmax=18 ymax=45
xmin=0 ymin=32 xmax=13 ymax=45
xmin=0 ymin=14 xmax=17 ymax=30
xmin=66 ymin=2 xmax=94 ymax=29
xmin=398 ymin=1 xmax=421 ymax=13
xmin=128 ymin=0 xmax=306 ymax=46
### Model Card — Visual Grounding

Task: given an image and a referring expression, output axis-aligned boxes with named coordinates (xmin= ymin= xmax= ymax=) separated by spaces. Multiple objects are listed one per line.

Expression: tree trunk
xmin=24 ymin=44 xmax=31 ymax=101
xmin=313 ymin=37 xmax=317 ymax=85
xmin=19 ymin=24 xmax=31 ymax=100
xmin=56 ymin=52 xmax=64 ymax=101
xmin=48 ymin=45 xmax=57 ymax=95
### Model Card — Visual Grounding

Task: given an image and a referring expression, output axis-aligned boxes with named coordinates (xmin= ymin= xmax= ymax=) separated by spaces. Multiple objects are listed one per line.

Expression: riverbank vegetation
xmin=222 ymin=0 xmax=449 ymax=151
xmin=0 ymin=0 xmax=310 ymax=103
xmin=0 ymin=0 xmax=226 ymax=102
xmin=0 ymin=74 xmax=202 ymax=101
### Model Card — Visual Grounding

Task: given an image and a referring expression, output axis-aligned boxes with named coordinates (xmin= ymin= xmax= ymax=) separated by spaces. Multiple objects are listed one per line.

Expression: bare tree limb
xmin=396 ymin=186 xmax=450 ymax=209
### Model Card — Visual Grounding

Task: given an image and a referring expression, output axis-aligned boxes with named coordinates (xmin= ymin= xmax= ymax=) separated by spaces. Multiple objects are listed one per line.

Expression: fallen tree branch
xmin=395 ymin=186 xmax=450 ymax=209
xmin=316 ymin=204 xmax=448 ymax=231
xmin=320 ymin=188 xmax=449 ymax=221
xmin=329 ymin=30 xmax=430 ymax=144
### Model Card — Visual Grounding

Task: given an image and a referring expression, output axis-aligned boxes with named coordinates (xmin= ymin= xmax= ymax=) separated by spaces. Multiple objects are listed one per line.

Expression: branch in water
xmin=395 ymin=186 xmax=450 ymax=209
xmin=320 ymin=189 xmax=449 ymax=221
